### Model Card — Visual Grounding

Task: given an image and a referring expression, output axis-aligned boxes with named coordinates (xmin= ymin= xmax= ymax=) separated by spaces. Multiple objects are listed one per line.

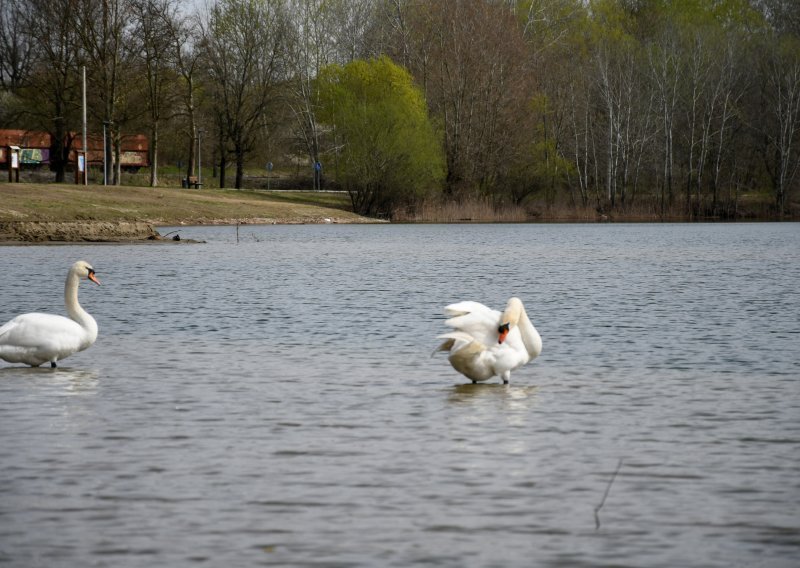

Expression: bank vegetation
xmin=1 ymin=0 xmax=799 ymax=221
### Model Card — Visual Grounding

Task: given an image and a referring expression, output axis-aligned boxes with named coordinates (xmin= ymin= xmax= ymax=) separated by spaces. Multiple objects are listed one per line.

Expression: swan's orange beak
xmin=498 ymin=323 xmax=510 ymax=344
xmin=88 ymin=270 xmax=101 ymax=285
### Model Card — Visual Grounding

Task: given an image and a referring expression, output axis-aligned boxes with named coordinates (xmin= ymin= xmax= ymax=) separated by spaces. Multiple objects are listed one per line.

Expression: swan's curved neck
xmin=65 ymin=272 xmax=98 ymax=340
xmin=518 ymin=309 xmax=542 ymax=359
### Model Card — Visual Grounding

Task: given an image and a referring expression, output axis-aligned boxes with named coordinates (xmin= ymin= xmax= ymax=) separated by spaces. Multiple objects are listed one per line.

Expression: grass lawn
xmin=0 ymin=183 xmax=371 ymax=225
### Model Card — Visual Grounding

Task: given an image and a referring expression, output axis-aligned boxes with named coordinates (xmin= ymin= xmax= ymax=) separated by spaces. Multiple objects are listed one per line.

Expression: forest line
xmin=1 ymin=0 xmax=799 ymax=220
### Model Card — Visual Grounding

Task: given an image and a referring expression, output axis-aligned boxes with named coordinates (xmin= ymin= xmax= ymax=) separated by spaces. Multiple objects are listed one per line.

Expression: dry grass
xmin=394 ymin=193 xmax=797 ymax=223
xmin=394 ymin=197 xmax=530 ymax=223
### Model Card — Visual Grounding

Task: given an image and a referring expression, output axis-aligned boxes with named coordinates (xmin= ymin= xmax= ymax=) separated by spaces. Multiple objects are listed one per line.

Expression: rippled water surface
xmin=1 ymin=223 xmax=799 ymax=567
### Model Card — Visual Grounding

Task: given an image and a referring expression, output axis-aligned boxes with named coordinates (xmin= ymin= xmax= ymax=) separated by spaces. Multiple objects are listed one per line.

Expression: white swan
xmin=0 ymin=260 xmax=100 ymax=368
xmin=435 ymin=297 xmax=542 ymax=384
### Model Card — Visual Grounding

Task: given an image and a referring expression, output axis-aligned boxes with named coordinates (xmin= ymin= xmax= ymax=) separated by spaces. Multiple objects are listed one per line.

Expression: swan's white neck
xmin=518 ymin=309 xmax=542 ymax=359
xmin=65 ymin=270 xmax=98 ymax=343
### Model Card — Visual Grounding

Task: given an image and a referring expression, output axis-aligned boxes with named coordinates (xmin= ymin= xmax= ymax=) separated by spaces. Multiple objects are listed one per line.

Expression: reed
xmin=393 ymin=193 xmax=795 ymax=223
xmin=394 ymin=197 xmax=529 ymax=223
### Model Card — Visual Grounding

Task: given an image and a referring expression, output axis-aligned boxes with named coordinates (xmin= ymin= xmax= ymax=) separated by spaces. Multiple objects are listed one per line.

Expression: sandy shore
xmin=0 ymin=217 xmax=382 ymax=243
xmin=0 ymin=221 xmax=160 ymax=243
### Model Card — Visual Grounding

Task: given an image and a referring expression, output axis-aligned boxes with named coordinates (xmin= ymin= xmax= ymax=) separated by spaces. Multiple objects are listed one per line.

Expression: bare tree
xmin=202 ymin=0 xmax=287 ymax=189
xmin=172 ymin=11 xmax=203 ymax=185
xmin=285 ymin=0 xmax=335 ymax=176
xmin=648 ymin=26 xmax=682 ymax=212
xmin=74 ymin=0 xmax=135 ymax=185
xmin=0 ymin=0 xmax=34 ymax=95
xmin=386 ymin=1 xmax=530 ymax=196
xmin=760 ymin=34 xmax=800 ymax=213
xmin=284 ymin=0 xmax=374 ymax=180
xmin=130 ymin=0 xmax=181 ymax=187
xmin=22 ymin=0 xmax=83 ymax=181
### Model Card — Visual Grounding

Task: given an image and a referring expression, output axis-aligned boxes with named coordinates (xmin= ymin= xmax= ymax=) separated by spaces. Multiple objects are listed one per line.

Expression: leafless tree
xmin=760 ymin=34 xmax=800 ymax=213
xmin=386 ymin=1 xmax=530 ymax=196
xmin=648 ymin=26 xmax=682 ymax=212
xmin=201 ymin=0 xmax=287 ymax=189
xmin=0 ymin=0 xmax=34 ymax=95
xmin=22 ymin=0 xmax=83 ymax=181
xmin=74 ymin=0 xmax=136 ymax=185
xmin=167 ymin=7 xmax=203 ymax=184
xmin=130 ymin=0 xmax=181 ymax=187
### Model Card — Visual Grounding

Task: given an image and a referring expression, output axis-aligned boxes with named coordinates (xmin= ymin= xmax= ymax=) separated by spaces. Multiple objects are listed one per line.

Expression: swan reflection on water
xmin=447 ymin=382 xmax=539 ymax=409
xmin=0 ymin=366 xmax=100 ymax=395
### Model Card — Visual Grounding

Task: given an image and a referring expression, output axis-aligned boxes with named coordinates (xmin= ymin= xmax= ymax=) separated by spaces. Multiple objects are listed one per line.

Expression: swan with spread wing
xmin=435 ymin=297 xmax=541 ymax=384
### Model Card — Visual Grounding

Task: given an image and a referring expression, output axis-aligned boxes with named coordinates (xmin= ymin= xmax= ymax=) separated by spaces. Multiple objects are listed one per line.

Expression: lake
xmin=1 ymin=223 xmax=798 ymax=567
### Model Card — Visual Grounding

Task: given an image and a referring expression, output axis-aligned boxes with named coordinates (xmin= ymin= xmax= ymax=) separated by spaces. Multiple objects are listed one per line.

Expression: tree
xmin=316 ymin=56 xmax=444 ymax=216
xmin=284 ymin=0 xmax=338 ymax=178
xmin=171 ymin=8 xmax=203 ymax=184
xmin=285 ymin=0 xmax=375 ymax=176
xmin=0 ymin=0 xmax=33 ymax=95
xmin=202 ymin=0 xmax=287 ymax=189
xmin=74 ymin=0 xmax=136 ymax=185
xmin=130 ymin=0 xmax=181 ymax=187
xmin=17 ymin=0 xmax=82 ymax=182
xmin=0 ymin=0 xmax=34 ymax=126
xmin=760 ymin=33 xmax=800 ymax=213
xmin=381 ymin=0 xmax=532 ymax=196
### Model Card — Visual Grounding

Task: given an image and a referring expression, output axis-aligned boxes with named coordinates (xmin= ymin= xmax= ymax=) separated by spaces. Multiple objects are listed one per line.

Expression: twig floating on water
xmin=594 ymin=458 xmax=623 ymax=530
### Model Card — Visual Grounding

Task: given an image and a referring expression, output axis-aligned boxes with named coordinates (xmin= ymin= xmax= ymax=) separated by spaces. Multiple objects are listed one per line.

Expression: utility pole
xmin=81 ymin=66 xmax=88 ymax=185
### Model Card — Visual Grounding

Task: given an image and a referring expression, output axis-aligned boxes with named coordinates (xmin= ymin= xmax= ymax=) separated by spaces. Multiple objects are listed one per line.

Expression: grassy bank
xmin=0 ymin=182 xmax=371 ymax=225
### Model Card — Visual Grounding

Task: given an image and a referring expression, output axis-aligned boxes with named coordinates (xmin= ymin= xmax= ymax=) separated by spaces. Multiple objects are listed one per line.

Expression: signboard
xmin=78 ymin=154 xmax=85 ymax=173
xmin=21 ymin=148 xmax=47 ymax=165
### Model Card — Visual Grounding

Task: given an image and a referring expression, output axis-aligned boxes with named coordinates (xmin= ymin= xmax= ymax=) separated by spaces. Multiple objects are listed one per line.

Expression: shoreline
xmin=0 ymin=217 xmax=384 ymax=244
xmin=0 ymin=182 xmax=381 ymax=243
xmin=2 ymin=215 xmax=796 ymax=245
xmin=1 ymin=182 xmax=795 ymax=243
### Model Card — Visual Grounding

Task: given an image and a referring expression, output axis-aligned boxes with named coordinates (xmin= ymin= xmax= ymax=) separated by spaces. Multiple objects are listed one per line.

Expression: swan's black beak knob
xmin=498 ymin=323 xmax=510 ymax=344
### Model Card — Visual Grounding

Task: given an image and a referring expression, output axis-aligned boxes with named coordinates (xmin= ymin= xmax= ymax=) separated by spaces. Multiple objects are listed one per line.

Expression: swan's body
xmin=0 ymin=261 xmax=100 ymax=368
xmin=436 ymin=297 xmax=541 ymax=384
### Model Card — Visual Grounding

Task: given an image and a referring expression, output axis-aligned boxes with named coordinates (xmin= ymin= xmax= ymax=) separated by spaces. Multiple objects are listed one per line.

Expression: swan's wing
xmin=443 ymin=301 xmax=501 ymax=347
xmin=436 ymin=331 xmax=481 ymax=353
xmin=443 ymin=301 xmax=495 ymax=318
xmin=436 ymin=331 xmax=498 ymax=381
xmin=0 ymin=315 xmax=45 ymax=347
xmin=0 ymin=313 xmax=83 ymax=349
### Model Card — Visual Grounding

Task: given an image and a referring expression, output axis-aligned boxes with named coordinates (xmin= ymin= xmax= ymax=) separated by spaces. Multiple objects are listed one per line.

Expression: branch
xmin=594 ymin=458 xmax=623 ymax=530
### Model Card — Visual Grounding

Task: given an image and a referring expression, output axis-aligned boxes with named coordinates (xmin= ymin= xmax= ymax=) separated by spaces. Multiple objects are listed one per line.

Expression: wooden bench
xmin=187 ymin=176 xmax=202 ymax=189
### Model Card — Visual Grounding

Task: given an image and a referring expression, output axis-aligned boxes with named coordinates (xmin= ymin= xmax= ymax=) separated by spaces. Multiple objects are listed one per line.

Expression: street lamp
xmin=102 ymin=121 xmax=110 ymax=186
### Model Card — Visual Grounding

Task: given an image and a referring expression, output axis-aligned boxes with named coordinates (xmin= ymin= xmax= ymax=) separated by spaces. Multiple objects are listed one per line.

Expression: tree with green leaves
xmin=316 ymin=56 xmax=444 ymax=217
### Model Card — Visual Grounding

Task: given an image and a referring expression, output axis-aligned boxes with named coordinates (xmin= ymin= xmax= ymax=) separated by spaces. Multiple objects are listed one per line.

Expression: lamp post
xmin=197 ymin=128 xmax=205 ymax=188
xmin=81 ymin=66 xmax=87 ymax=185
xmin=102 ymin=121 xmax=110 ymax=186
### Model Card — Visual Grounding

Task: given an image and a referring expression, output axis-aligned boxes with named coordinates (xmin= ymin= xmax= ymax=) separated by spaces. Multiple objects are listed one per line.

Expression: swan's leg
xmin=51 ymin=361 xmax=57 ymax=368
xmin=501 ymin=371 xmax=510 ymax=384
